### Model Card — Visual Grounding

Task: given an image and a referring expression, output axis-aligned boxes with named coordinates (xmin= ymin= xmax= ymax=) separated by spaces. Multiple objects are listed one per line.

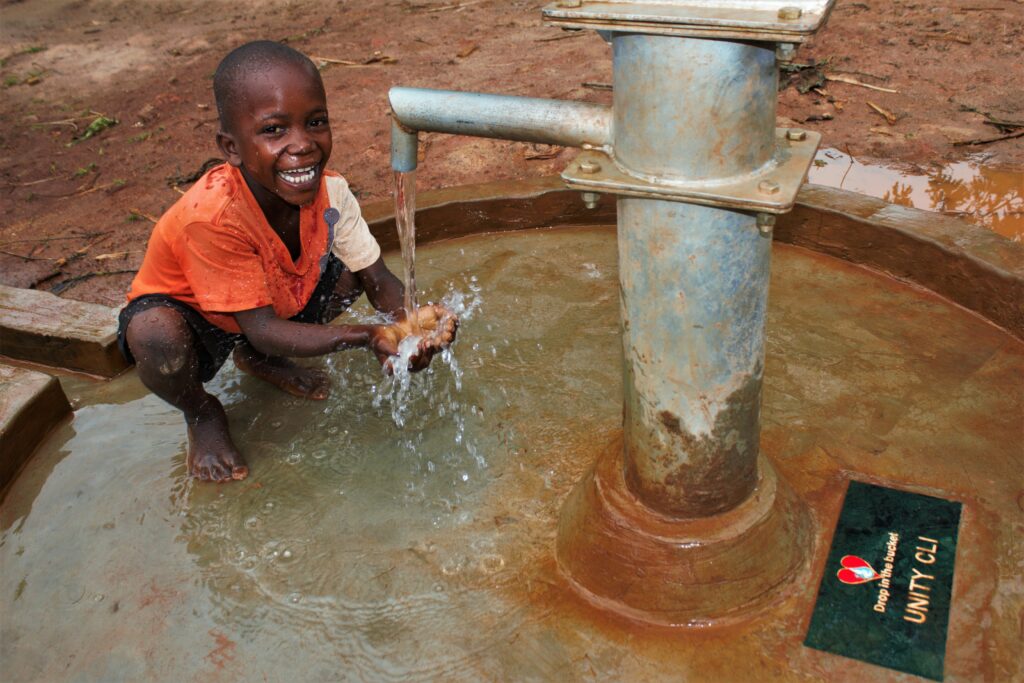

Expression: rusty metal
xmin=543 ymin=0 xmax=836 ymax=42
xmin=563 ymin=131 xmax=820 ymax=214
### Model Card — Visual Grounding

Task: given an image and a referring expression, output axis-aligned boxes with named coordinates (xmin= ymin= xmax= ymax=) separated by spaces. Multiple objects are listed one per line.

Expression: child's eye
xmin=309 ymin=117 xmax=329 ymax=128
xmin=262 ymin=125 xmax=284 ymax=135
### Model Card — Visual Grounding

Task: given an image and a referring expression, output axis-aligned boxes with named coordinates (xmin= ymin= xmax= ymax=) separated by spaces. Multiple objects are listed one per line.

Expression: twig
xmin=830 ymin=68 xmax=891 ymax=81
xmin=922 ymin=32 xmax=972 ymax=44
xmin=825 ymin=74 xmax=899 ymax=93
xmin=311 ymin=56 xmax=360 ymax=66
xmin=167 ymin=157 xmax=223 ymax=188
xmin=867 ymin=101 xmax=898 ymax=125
xmin=953 ymin=129 xmax=1024 ymax=146
xmin=129 ymin=208 xmax=159 ymax=223
xmin=50 ymin=269 xmax=135 ymax=295
xmin=312 ymin=53 xmax=396 ymax=66
xmin=536 ymin=31 xmax=587 ymax=42
xmin=0 ymin=248 xmax=53 ymax=261
xmin=0 ymin=230 xmax=112 ymax=248
xmin=32 ymin=173 xmax=100 ymax=198
xmin=981 ymin=115 xmax=1024 ymax=130
xmin=840 ymin=145 xmax=856 ymax=188
xmin=61 ymin=180 xmax=120 ymax=199
xmin=420 ymin=0 xmax=484 ymax=12
xmin=7 ymin=176 xmax=61 ymax=187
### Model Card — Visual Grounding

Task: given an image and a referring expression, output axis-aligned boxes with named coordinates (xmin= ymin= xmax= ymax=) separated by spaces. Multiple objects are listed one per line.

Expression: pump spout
xmin=388 ymin=87 xmax=613 ymax=171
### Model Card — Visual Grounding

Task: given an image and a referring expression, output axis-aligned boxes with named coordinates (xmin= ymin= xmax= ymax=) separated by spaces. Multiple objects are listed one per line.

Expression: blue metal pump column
xmin=614 ymin=35 xmax=776 ymax=517
xmin=389 ymin=0 xmax=836 ymax=624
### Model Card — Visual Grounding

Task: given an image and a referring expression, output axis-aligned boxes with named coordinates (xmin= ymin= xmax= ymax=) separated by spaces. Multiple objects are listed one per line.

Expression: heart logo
xmin=837 ymin=555 xmax=881 ymax=584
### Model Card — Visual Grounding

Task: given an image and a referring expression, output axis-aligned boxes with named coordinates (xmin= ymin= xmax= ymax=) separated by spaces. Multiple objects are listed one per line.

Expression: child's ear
xmin=216 ymin=130 xmax=243 ymax=167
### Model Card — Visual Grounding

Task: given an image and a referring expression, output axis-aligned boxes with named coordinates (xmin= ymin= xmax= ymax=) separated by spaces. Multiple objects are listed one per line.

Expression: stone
xmin=0 ymin=364 xmax=71 ymax=490
xmin=0 ymin=285 xmax=128 ymax=377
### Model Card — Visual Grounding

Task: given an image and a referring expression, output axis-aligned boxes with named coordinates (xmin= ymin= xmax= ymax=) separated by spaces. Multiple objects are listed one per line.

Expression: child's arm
xmin=356 ymin=257 xmax=406 ymax=315
xmin=234 ymin=306 xmax=400 ymax=360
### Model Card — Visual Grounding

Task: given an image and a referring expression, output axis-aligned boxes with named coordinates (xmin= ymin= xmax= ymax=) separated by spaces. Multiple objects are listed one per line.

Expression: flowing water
xmin=393 ymin=170 xmax=420 ymax=333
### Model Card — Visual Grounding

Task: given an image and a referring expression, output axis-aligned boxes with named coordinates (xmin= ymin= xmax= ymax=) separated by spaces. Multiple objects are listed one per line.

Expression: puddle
xmin=808 ymin=148 xmax=1024 ymax=242
xmin=2 ymin=227 xmax=1022 ymax=681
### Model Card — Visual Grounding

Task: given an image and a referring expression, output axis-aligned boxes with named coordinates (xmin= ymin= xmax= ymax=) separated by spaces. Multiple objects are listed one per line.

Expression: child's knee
xmin=126 ymin=307 xmax=195 ymax=377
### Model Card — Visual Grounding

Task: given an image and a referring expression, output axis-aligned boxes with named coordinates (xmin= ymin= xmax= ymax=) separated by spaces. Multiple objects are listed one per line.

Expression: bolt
xmin=776 ymin=43 xmax=797 ymax=63
xmin=786 ymin=129 xmax=807 ymax=142
xmin=581 ymin=191 xmax=601 ymax=209
xmin=778 ymin=6 xmax=802 ymax=20
xmin=758 ymin=180 xmax=781 ymax=195
xmin=756 ymin=213 xmax=776 ymax=236
xmin=579 ymin=159 xmax=601 ymax=174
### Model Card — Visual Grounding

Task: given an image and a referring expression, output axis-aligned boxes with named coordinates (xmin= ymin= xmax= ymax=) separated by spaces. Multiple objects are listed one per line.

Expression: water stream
xmin=394 ymin=170 xmax=420 ymax=333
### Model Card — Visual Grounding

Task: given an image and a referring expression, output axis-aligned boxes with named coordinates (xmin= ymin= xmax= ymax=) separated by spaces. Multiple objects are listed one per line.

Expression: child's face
xmin=217 ymin=62 xmax=332 ymax=208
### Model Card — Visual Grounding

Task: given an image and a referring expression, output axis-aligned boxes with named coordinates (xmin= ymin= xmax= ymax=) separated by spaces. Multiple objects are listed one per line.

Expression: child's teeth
xmin=279 ymin=166 xmax=316 ymax=184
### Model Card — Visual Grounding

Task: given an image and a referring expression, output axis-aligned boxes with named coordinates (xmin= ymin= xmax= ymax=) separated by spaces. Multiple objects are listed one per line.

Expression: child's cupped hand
xmin=368 ymin=304 xmax=459 ymax=373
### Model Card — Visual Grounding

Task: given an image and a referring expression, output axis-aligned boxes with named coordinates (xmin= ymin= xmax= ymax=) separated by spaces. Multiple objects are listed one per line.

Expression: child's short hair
xmin=213 ymin=41 xmax=321 ymax=132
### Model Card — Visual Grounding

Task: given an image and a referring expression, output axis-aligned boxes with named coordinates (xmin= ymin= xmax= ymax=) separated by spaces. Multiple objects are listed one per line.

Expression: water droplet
xmin=288 ymin=592 xmax=302 ymax=604
xmin=282 ymin=549 xmax=293 ymax=559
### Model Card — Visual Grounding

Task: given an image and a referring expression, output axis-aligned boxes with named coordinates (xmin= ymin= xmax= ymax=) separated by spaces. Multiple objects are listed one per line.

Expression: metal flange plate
xmin=562 ymin=128 xmax=821 ymax=214
xmin=543 ymin=1 xmax=836 ymax=43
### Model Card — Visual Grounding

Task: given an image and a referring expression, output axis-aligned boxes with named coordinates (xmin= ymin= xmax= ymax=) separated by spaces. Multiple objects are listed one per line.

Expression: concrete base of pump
xmin=556 ymin=434 xmax=813 ymax=627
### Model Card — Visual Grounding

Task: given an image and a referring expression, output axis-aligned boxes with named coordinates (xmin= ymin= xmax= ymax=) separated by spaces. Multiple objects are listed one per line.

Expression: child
xmin=119 ymin=41 xmax=457 ymax=482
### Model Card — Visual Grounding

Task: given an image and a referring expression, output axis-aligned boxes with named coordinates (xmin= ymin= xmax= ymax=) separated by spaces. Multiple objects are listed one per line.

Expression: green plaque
xmin=805 ymin=480 xmax=962 ymax=680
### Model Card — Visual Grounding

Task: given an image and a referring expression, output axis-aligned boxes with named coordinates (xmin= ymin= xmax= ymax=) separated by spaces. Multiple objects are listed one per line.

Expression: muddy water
xmin=808 ymin=148 xmax=1024 ymax=241
xmin=2 ymin=227 xmax=1022 ymax=682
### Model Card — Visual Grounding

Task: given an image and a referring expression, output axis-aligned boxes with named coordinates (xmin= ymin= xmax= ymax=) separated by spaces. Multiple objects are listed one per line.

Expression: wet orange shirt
xmin=128 ymin=164 xmax=343 ymax=333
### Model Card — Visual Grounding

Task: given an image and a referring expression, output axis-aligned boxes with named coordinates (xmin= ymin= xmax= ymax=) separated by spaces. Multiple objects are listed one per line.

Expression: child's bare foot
xmin=232 ymin=343 xmax=331 ymax=399
xmin=186 ymin=398 xmax=249 ymax=482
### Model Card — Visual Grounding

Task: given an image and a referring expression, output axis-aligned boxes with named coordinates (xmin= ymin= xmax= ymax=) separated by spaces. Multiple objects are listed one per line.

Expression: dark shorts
xmin=117 ymin=255 xmax=348 ymax=383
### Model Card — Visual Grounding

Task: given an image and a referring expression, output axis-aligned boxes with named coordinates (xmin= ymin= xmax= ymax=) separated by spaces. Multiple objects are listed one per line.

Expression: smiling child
xmin=119 ymin=41 xmax=456 ymax=482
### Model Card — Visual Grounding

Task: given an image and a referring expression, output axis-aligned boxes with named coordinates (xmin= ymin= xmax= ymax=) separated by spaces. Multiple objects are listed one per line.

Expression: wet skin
xmin=129 ymin=60 xmax=457 ymax=482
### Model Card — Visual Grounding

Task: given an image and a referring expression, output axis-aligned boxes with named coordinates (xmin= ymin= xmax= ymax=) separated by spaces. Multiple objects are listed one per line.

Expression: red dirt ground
xmin=1 ymin=0 xmax=1022 ymax=306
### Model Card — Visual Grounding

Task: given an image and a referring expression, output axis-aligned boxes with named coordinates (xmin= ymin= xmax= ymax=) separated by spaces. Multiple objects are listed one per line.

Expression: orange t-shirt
xmin=128 ymin=165 xmax=361 ymax=333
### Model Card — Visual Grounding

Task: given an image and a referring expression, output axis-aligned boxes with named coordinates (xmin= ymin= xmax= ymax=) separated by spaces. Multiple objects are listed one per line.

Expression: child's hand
xmin=368 ymin=304 xmax=459 ymax=373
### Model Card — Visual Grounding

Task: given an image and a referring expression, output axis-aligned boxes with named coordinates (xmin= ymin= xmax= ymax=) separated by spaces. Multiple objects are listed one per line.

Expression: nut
xmin=579 ymin=160 xmax=601 ymax=174
xmin=581 ymin=191 xmax=601 ymax=209
xmin=758 ymin=180 xmax=781 ymax=195
xmin=786 ymin=129 xmax=807 ymax=142
xmin=756 ymin=213 xmax=776 ymax=236
xmin=777 ymin=6 xmax=803 ymax=20
xmin=776 ymin=43 xmax=797 ymax=63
